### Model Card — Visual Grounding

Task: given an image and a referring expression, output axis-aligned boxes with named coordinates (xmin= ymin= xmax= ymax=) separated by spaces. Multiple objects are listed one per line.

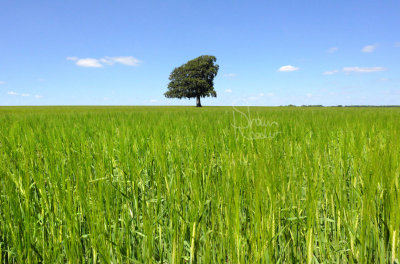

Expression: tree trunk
xmin=196 ymin=95 xmax=202 ymax=107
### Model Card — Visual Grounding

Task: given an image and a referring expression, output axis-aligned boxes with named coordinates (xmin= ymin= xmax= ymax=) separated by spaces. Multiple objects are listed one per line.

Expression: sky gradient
xmin=1 ymin=0 xmax=399 ymax=106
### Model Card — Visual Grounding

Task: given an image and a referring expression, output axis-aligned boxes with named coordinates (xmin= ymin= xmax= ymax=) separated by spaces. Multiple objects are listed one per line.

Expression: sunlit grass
xmin=0 ymin=106 xmax=399 ymax=263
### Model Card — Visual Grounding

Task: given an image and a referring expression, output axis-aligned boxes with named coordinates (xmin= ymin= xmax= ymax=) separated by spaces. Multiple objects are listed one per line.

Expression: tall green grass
xmin=0 ymin=106 xmax=399 ymax=263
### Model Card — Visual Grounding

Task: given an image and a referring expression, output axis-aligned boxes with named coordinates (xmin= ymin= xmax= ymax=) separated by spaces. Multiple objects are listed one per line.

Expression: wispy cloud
xmin=223 ymin=73 xmax=237 ymax=78
xmin=324 ymin=67 xmax=386 ymax=75
xmin=76 ymin=58 xmax=103 ymax=68
xmin=150 ymin=99 xmax=158 ymax=103
xmin=225 ymin=89 xmax=232 ymax=93
xmin=362 ymin=44 xmax=377 ymax=53
xmin=343 ymin=66 xmax=386 ymax=73
xmin=306 ymin=93 xmax=313 ymax=98
xmin=67 ymin=56 xmax=141 ymax=68
xmin=0 ymin=81 xmax=5 ymax=85
xmin=323 ymin=70 xmax=339 ymax=75
xmin=100 ymin=56 xmax=140 ymax=66
xmin=395 ymin=42 xmax=400 ymax=48
xmin=328 ymin=47 xmax=338 ymax=53
xmin=7 ymin=91 xmax=42 ymax=98
xmin=277 ymin=65 xmax=299 ymax=72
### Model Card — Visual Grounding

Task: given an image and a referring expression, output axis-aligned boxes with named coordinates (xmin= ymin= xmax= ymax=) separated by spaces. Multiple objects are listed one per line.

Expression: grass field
xmin=0 ymin=106 xmax=399 ymax=263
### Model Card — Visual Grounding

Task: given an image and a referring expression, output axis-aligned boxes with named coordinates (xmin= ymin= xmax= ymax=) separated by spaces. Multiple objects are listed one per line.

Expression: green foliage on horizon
xmin=0 ymin=106 xmax=399 ymax=263
xmin=165 ymin=55 xmax=219 ymax=100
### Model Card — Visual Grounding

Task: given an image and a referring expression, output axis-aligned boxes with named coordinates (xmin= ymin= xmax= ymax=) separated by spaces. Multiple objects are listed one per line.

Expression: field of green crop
xmin=0 ymin=106 xmax=399 ymax=263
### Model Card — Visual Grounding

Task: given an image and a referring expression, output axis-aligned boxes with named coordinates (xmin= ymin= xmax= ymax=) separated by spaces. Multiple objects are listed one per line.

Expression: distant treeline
xmin=283 ymin=105 xmax=400 ymax=107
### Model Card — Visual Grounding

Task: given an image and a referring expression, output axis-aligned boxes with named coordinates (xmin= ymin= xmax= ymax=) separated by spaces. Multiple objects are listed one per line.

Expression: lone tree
xmin=165 ymin=55 xmax=219 ymax=107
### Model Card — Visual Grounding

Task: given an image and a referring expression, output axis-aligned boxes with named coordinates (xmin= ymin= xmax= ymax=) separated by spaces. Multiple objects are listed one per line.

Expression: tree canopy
xmin=164 ymin=55 xmax=219 ymax=107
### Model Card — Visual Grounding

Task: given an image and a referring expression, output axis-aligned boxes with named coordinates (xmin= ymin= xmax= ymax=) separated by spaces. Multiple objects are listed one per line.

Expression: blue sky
xmin=1 ymin=0 xmax=399 ymax=106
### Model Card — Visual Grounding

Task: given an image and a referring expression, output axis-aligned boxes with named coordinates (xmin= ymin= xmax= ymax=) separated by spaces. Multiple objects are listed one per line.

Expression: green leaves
xmin=165 ymin=55 xmax=219 ymax=105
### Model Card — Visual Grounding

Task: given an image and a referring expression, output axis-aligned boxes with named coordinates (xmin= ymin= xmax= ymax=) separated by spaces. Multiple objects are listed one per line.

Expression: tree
xmin=165 ymin=55 xmax=219 ymax=107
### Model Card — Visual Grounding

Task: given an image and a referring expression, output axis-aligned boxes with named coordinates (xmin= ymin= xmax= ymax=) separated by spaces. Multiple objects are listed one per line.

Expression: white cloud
xmin=7 ymin=91 xmax=42 ymax=98
xmin=225 ymin=89 xmax=232 ymax=93
xmin=0 ymin=81 xmax=5 ymax=85
xmin=362 ymin=45 xmax=377 ymax=53
xmin=328 ymin=47 xmax=338 ymax=53
xmin=101 ymin=56 xmax=141 ymax=66
xmin=306 ymin=93 xmax=313 ymax=98
xmin=343 ymin=66 xmax=386 ymax=73
xmin=150 ymin=99 xmax=158 ymax=103
xmin=68 ymin=56 xmax=141 ymax=68
xmin=278 ymin=65 xmax=299 ymax=72
xmin=259 ymin=93 xmax=264 ymax=97
xmin=113 ymin=56 xmax=140 ymax=66
xmin=323 ymin=70 xmax=339 ymax=75
xmin=323 ymin=67 xmax=386 ymax=75
xmin=76 ymin=58 xmax=103 ymax=68
xmin=223 ymin=73 xmax=237 ymax=78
